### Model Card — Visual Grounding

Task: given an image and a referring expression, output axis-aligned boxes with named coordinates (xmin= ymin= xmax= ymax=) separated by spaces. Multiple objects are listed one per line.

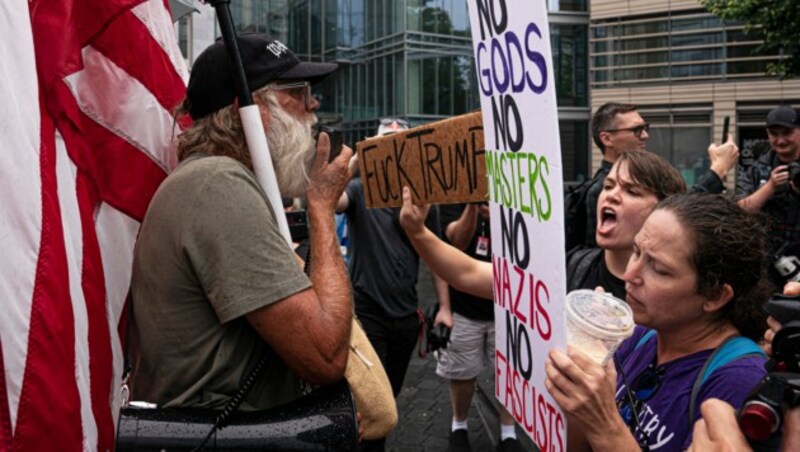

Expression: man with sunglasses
xmin=567 ymin=102 xmax=738 ymax=250
xmin=129 ymin=34 xmax=356 ymax=414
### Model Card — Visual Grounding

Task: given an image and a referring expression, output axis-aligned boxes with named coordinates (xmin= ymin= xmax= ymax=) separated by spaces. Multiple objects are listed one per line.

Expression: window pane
xmin=672 ymin=127 xmax=712 ymax=187
xmin=559 ymin=120 xmax=589 ymax=182
xmin=551 ymin=24 xmax=588 ymax=107
xmin=547 ymin=0 xmax=588 ymax=12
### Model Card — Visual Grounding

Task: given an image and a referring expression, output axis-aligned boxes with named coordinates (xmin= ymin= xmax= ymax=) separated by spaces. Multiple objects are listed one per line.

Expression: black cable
xmin=192 ymin=355 xmax=268 ymax=451
xmin=614 ymin=353 xmax=650 ymax=451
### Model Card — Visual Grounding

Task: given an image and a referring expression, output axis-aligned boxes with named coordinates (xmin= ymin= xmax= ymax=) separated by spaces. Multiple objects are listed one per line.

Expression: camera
xmin=428 ymin=324 xmax=451 ymax=353
xmin=313 ymin=124 xmax=344 ymax=163
xmin=421 ymin=305 xmax=450 ymax=355
xmin=738 ymin=294 xmax=800 ymax=449
xmin=285 ymin=210 xmax=308 ymax=242
xmin=773 ymin=243 xmax=800 ymax=284
xmin=788 ymin=162 xmax=800 ymax=188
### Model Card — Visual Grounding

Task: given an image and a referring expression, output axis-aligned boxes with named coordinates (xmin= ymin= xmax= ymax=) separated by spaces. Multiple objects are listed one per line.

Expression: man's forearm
xmin=738 ymin=183 xmax=774 ymax=213
xmin=433 ymin=273 xmax=451 ymax=311
xmin=307 ymin=205 xmax=353 ymax=359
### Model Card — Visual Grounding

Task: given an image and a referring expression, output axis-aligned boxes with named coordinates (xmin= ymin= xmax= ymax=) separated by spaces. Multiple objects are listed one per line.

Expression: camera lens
xmin=739 ymin=401 xmax=780 ymax=442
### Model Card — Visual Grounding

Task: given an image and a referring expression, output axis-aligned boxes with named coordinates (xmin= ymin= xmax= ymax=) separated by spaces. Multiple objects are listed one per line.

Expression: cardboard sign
xmin=465 ymin=0 xmax=567 ymax=450
xmin=355 ymin=112 xmax=487 ymax=208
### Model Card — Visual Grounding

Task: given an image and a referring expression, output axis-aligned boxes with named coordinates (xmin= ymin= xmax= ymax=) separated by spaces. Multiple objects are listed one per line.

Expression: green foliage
xmin=701 ymin=0 xmax=800 ymax=78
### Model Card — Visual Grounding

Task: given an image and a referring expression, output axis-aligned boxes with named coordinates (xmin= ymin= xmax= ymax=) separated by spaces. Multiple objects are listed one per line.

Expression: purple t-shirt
xmin=613 ymin=326 xmax=766 ymax=451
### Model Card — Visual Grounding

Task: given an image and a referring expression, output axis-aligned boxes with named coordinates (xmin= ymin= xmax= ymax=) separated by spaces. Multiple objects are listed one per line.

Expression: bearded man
xmin=129 ymin=34 xmax=353 ymax=411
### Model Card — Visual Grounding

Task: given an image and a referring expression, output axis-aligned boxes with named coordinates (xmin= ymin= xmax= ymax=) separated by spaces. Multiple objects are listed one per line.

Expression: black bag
xmin=116 ymin=380 xmax=358 ymax=451
xmin=417 ymin=304 xmax=450 ymax=358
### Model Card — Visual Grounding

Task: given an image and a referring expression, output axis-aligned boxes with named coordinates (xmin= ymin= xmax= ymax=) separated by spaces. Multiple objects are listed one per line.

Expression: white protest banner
xmin=465 ymin=1 xmax=567 ymax=450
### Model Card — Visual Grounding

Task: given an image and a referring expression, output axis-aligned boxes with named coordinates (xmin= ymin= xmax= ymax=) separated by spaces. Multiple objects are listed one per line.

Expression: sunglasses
xmin=266 ymin=81 xmax=314 ymax=110
xmin=380 ymin=118 xmax=409 ymax=127
xmin=605 ymin=123 xmax=650 ymax=138
xmin=618 ymin=363 xmax=664 ymax=430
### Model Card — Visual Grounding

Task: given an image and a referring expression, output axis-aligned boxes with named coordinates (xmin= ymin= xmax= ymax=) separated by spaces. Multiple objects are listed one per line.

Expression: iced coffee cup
xmin=565 ymin=289 xmax=634 ymax=366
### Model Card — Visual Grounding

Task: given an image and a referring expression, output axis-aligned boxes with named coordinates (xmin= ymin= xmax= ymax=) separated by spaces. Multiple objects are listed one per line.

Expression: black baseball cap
xmin=186 ymin=33 xmax=337 ymax=120
xmin=766 ymin=105 xmax=800 ymax=129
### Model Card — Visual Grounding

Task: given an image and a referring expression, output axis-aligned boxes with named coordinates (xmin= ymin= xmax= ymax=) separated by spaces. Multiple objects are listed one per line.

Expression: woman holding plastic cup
xmin=568 ymin=150 xmax=686 ymax=299
xmin=546 ymin=193 xmax=770 ymax=451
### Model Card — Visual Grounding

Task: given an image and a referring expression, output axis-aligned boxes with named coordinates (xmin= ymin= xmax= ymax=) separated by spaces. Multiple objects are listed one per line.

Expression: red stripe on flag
xmin=76 ymin=173 xmax=115 ymax=451
xmin=92 ymin=9 xmax=186 ymax=114
xmin=52 ymin=81 xmax=168 ymax=221
xmin=0 ymin=342 xmax=11 ymax=450
xmin=12 ymin=97 xmax=83 ymax=452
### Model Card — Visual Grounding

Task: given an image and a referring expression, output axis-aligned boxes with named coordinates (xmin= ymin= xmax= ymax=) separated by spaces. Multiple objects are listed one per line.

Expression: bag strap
xmin=634 ymin=329 xmax=657 ymax=351
xmin=566 ymin=247 xmax=602 ymax=291
xmin=416 ymin=308 xmax=429 ymax=358
xmin=686 ymin=336 xmax=766 ymax=432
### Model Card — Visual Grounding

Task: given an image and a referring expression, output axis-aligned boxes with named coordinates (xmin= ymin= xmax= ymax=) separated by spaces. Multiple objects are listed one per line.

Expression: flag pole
xmin=205 ymin=0 xmax=293 ymax=247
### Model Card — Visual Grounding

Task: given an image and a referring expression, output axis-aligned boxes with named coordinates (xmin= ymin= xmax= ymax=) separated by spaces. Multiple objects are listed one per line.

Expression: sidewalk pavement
xmin=385 ymin=264 xmax=536 ymax=452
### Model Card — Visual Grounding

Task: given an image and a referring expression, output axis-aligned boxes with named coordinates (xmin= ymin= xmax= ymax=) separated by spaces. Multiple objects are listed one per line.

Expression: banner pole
xmin=205 ymin=0 xmax=293 ymax=246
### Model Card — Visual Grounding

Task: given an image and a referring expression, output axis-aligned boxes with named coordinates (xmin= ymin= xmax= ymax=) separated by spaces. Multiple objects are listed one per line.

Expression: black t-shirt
xmin=566 ymin=247 xmax=626 ymax=300
xmin=344 ymin=178 xmax=440 ymax=318
xmin=440 ymin=204 xmax=494 ymax=321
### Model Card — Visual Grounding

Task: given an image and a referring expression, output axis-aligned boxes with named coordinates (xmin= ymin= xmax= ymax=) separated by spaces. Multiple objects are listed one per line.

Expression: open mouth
xmin=598 ymin=207 xmax=618 ymax=233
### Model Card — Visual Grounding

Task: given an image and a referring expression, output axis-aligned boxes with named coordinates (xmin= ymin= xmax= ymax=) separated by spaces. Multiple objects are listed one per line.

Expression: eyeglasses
xmin=605 ymin=123 xmax=650 ymax=138
xmin=618 ymin=363 xmax=664 ymax=431
xmin=380 ymin=118 xmax=409 ymax=127
xmin=266 ymin=81 xmax=314 ymax=110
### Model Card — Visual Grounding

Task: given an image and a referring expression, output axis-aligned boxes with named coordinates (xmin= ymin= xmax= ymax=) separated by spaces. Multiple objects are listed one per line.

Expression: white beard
xmin=265 ymin=97 xmax=317 ymax=198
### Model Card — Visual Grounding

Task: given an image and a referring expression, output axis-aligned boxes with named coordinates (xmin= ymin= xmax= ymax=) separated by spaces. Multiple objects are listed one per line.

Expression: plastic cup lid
xmin=566 ymin=289 xmax=634 ymax=338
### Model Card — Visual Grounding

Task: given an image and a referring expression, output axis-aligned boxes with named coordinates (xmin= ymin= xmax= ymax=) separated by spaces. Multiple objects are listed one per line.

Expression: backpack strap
xmin=687 ymin=336 xmax=766 ymax=432
xmin=566 ymin=247 xmax=602 ymax=292
xmin=634 ymin=329 xmax=657 ymax=350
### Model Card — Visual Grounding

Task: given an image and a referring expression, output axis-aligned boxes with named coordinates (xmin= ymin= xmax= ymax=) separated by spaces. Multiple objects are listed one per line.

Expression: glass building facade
xmin=204 ymin=0 xmax=590 ymax=182
xmin=591 ymin=9 xmax=782 ymax=87
xmin=589 ymin=6 xmax=797 ymax=187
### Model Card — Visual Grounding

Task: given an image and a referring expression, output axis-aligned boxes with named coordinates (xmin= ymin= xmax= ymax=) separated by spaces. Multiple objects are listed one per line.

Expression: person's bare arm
xmin=432 ymin=273 xmax=453 ymax=328
xmin=399 ymin=187 xmax=493 ymax=300
xmin=445 ymin=204 xmax=479 ymax=250
xmin=738 ymin=165 xmax=788 ymax=213
xmin=247 ymin=135 xmax=354 ymax=385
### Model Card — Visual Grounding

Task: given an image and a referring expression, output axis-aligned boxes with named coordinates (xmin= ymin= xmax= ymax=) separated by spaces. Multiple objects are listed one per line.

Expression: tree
xmin=701 ymin=0 xmax=800 ymax=78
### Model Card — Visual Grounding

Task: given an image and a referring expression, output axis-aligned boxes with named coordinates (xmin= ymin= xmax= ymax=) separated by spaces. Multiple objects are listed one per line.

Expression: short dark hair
xmin=615 ymin=151 xmax=686 ymax=200
xmin=591 ymin=102 xmax=639 ymax=153
xmin=655 ymin=193 xmax=769 ymax=341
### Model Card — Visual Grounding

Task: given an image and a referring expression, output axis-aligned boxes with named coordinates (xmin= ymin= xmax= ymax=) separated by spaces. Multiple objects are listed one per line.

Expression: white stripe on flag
xmin=63 ymin=45 xmax=179 ymax=173
xmin=55 ymin=132 xmax=97 ymax=450
xmin=95 ymin=202 xmax=140 ymax=425
xmin=0 ymin=0 xmax=41 ymax=434
xmin=133 ymin=0 xmax=190 ymax=82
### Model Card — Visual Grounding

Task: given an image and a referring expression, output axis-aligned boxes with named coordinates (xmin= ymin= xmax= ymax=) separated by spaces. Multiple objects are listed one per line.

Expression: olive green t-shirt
xmin=130 ymin=156 xmax=311 ymax=410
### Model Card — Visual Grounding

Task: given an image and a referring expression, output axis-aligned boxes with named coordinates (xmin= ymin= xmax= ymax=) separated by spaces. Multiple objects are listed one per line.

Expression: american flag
xmin=0 ymin=0 xmax=187 ymax=449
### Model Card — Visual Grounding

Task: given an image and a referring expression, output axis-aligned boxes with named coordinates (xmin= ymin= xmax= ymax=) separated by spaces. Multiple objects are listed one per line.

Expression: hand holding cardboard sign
xmin=399 ymin=186 xmax=430 ymax=236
